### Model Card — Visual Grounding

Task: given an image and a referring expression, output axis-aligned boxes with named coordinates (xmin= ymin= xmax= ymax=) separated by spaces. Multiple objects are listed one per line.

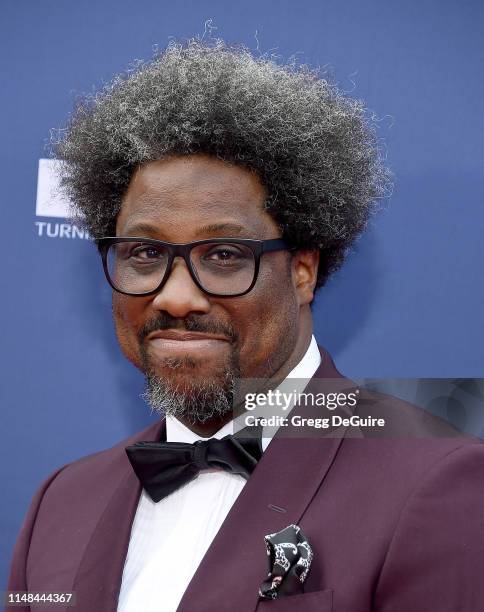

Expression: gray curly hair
xmin=53 ymin=38 xmax=391 ymax=289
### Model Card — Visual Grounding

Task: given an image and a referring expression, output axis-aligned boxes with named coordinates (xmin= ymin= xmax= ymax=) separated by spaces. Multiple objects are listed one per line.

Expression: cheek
xmin=235 ymin=258 xmax=299 ymax=375
xmin=112 ymin=295 xmax=144 ymax=368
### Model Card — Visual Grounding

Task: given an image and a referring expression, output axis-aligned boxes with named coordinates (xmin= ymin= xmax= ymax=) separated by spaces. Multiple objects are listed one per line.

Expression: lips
xmin=145 ymin=329 xmax=231 ymax=357
xmin=147 ymin=330 xmax=230 ymax=342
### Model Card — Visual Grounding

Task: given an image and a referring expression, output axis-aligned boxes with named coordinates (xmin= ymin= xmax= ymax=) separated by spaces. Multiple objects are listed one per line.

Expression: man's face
xmin=112 ymin=154 xmax=315 ymax=425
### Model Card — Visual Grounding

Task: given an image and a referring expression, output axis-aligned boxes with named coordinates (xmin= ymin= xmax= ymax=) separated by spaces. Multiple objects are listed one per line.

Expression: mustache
xmin=138 ymin=312 xmax=238 ymax=344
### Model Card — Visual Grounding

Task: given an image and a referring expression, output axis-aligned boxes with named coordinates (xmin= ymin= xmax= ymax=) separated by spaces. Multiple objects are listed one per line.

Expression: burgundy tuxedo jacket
xmin=7 ymin=347 xmax=484 ymax=611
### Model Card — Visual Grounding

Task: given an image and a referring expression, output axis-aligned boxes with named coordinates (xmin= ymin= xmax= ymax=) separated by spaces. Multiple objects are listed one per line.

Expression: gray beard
xmin=141 ymin=374 xmax=236 ymax=424
xmin=140 ymin=354 xmax=240 ymax=425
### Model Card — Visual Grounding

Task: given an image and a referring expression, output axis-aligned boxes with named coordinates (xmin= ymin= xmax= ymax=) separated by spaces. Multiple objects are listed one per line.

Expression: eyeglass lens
xmin=106 ymin=241 xmax=256 ymax=296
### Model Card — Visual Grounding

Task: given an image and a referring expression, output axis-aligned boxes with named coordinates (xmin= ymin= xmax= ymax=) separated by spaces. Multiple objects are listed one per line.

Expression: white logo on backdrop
xmin=35 ymin=159 xmax=90 ymax=240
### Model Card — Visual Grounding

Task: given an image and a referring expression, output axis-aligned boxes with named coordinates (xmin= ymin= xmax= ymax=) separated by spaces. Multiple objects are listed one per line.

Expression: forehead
xmin=116 ymin=154 xmax=278 ymax=239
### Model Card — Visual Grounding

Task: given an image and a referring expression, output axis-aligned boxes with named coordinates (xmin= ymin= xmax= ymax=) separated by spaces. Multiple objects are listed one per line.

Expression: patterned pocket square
xmin=259 ymin=524 xmax=313 ymax=600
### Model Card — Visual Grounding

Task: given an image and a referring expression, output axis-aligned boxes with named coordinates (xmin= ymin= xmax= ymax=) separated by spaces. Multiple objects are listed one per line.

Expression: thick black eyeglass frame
xmin=96 ymin=236 xmax=294 ymax=298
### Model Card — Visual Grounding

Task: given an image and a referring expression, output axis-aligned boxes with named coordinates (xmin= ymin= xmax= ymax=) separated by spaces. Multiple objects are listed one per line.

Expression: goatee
xmin=137 ymin=313 xmax=241 ymax=424
xmin=141 ymin=354 xmax=241 ymax=424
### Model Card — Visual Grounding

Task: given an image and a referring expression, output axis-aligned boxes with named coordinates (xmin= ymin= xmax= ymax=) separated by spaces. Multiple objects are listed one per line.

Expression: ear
xmin=291 ymin=249 xmax=319 ymax=306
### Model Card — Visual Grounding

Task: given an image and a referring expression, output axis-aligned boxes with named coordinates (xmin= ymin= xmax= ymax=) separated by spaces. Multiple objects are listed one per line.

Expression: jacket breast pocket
xmin=255 ymin=589 xmax=333 ymax=611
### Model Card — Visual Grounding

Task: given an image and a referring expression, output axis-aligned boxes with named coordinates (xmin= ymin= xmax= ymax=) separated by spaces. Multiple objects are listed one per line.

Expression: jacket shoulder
xmin=28 ymin=419 xmax=162 ymax=513
xmin=64 ymin=418 xmax=162 ymax=466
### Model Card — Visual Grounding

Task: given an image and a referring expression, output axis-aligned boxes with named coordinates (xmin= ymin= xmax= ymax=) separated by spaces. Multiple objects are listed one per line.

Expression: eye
xmin=203 ymin=246 xmax=246 ymax=263
xmin=130 ymin=245 xmax=164 ymax=260
xmin=208 ymin=248 xmax=240 ymax=260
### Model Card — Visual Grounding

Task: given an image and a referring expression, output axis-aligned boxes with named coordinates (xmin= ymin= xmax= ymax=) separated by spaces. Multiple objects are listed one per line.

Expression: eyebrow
xmin=197 ymin=222 xmax=249 ymax=236
xmin=122 ymin=222 xmax=161 ymax=236
xmin=121 ymin=221 xmax=253 ymax=238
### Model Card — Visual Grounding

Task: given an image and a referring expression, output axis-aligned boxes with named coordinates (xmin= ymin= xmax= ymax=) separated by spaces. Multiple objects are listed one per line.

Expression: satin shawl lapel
xmin=71 ymin=419 xmax=166 ymax=612
xmin=177 ymin=346 xmax=348 ymax=612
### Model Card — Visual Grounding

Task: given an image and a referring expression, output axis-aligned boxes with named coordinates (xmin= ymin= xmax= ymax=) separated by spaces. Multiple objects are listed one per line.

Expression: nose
xmin=151 ymin=257 xmax=211 ymax=318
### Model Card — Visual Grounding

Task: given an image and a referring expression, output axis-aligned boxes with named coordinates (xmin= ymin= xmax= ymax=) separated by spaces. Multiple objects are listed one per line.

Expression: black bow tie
xmin=126 ymin=433 xmax=262 ymax=503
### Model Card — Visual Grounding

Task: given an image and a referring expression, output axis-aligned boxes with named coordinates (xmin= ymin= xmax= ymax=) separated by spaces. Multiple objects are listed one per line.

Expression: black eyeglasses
xmin=96 ymin=236 xmax=293 ymax=297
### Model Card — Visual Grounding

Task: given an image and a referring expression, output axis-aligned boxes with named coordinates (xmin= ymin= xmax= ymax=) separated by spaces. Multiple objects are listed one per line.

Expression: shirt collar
xmin=166 ymin=411 xmax=234 ymax=443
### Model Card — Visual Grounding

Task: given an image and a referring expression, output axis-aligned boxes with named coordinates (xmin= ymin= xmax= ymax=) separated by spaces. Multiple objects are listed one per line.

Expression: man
xmin=8 ymin=40 xmax=484 ymax=611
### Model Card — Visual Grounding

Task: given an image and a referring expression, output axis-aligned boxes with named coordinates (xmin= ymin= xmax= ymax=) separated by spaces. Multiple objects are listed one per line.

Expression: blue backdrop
xmin=1 ymin=0 xmax=483 ymax=590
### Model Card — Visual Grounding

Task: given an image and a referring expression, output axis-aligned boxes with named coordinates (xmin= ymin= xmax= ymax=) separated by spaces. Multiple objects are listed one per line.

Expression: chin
xmin=142 ymin=366 xmax=236 ymax=423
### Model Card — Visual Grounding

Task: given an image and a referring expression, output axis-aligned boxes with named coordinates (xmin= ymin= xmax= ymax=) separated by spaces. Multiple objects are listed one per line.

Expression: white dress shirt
xmin=117 ymin=335 xmax=321 ymax=612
